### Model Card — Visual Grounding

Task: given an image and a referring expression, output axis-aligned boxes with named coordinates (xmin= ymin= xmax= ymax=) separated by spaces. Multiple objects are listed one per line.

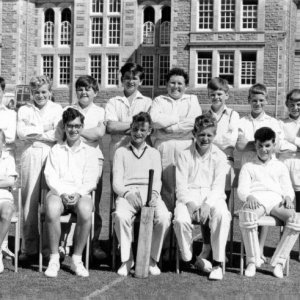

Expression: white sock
xmin=1 ymin=239 xmax=8 ymax=250
xmin=49 ymin=253 xmax=59 ymax=262
xmin=72 ymin=254 xmax=82 ymax=264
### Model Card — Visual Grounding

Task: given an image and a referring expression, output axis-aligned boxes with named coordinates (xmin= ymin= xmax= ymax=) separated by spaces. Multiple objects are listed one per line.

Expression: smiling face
xmin=76 ymin=85 xmax=96 ymax=108
xmin=287 ymin=96 xmax=300 ymax=120
xmin=122 ymin=71 xmax=143 ymax=97
xmin=194 ymin=126 xmax=216 ymax=155
xmin=249 ymin=93 xmax=268 ymax=118
xmin=64 ymin=117 xmax=83 ymax=145
xmin=208 ymin=89 xmax=228 ymax=113
xmin=255 ymin=139 xmax=275 ymax=162
xmin=130 ymin=121 xmax=151 ymax=148
xmin=32 ymin=84 xmax=51 ymax=109
xmin=166 ymin=75 xmax=187 ymax=100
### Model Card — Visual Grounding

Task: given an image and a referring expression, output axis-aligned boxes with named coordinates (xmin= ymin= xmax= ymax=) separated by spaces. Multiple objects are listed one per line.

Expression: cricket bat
xmin=135 ymin=169 xmax=155 ymax=278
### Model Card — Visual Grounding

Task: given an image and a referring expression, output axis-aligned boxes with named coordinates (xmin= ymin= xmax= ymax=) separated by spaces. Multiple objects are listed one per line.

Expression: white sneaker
xmin=0 ymin=253 xmax=4 ymax=273
xmin=149 ymin=260 xmax=161 ymax=276
xmin=117 ymin=260 xmax=134 ymax=277
xmin=208 ymin=266 xmax=223 ymax=280
xmin=2 ymin=246 xmax=14 ymax=260
xmin=199 ymin=244 xmax=212 ymax=260
xmin=194 ymin=257 xmax=212 ymax=273
xmin=245 ymin=263 xmax=256 ymax=277
xmin=70 ymin=260 xmax=89 ymax=277
xmin=45 ymin=260 xmax=60 ymax=278
xmin=273 ymin=264 xmax=284 ymax=279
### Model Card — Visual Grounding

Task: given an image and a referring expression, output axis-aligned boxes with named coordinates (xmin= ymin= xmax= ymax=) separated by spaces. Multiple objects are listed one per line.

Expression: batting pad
xmin=239 ymin=210 xmax=261 ymax=266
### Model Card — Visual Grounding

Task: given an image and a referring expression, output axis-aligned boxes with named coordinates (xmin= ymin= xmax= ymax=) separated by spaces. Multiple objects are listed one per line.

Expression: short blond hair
xmin=29 ymin=75 xmax=52 ymax=92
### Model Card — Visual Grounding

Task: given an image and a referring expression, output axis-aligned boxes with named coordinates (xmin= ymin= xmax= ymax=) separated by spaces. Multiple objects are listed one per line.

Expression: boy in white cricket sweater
xmin=113 ymin=112 xmax=171 ymax=277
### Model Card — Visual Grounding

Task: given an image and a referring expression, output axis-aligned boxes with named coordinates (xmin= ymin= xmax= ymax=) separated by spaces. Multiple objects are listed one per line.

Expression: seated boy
xmin=113 ymin=112 xmax=171 ymax=277
xmin=173 ymin=114 xmax=231 ymax=281
xmin=238 ymin=127 xmax=299 ymax=278
xmin=44 ymin=108 xmax=100 ymax=277
xmin=0 ymin=129 xmax=18 ymax=273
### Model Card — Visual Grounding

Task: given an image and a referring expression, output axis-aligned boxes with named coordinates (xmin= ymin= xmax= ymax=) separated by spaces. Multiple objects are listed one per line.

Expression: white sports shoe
xmin=149 ymin=260 xmax=161 ymax=276
xmin=2 ymin=246 xmax=14 ymax=260
xmin=0 ymin=253 xmax=4 ymax=273
xmin=199 ymin=244 xmax=212 ymax=260
xmin=70 ymin=260 xmax=89 ymax=277
xmin=208 ymin=266 xmax=223 ymax=280
xmin=245 ymin=263 xmax=256 ymax=277
xmin=273 ymin=264 xmax=284 ymax=279
xmin=45 ymin=260 xmax=60 ymax=278
xmin=194 ymin=257 xmax=212 ymax=273
xmin=117 ymin=260 xmax=134 ymax=277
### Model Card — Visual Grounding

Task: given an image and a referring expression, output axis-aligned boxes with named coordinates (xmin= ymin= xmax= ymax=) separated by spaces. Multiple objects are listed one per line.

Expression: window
xmin=42 ymin=56 xmax=54 ymax=80
xmin=91 ymin=17 xmax=103 ymax=44
xmin=141 ymin=56 xmax=154 ymax=86
xmin=92 ymin=0 xmax=103 ymax=13
xmin=44 ymin=8 xmax=54 ymax=45
xmin=242 ymin=0 xmax=258 ymax=29
xmin=143 ymin=7 xmax=155 ymax=45
xmin=198 ymin=0 xmax=213 ymax=30
xmin=91 ymin=55 xmax=102 ymax=85
xmin=109 ymin=0 xmax=121 ymax=13
xmin=241 ymin=52 xmax=256 ymax=85
xmin=61 ymin=8 xmax=71 ymax=45
xmin=108 ymin=17 xmax=120 ymax=45
xmin=160 ymin=6 xmax=171 ymax=45
xmin=220 ymin=0 xmax=235 ymax=29
xmin=197 ymin=52 xmax=212 ymax=85
xmin=219 ymin=52 xmax=234 ymax=85
xmin=59 ymin=56 xmax=70 ymax=85
xmin=107 ymin=55 xmax=119 ymax=85
xmin=159 ymin=55 xmax=170 ymax=86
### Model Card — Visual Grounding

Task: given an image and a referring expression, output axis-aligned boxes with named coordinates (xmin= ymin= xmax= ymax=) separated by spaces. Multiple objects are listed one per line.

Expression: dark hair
xmin=254 ymin=127 xmax=276 ymax=143
xmin=193 ymin=113 xmax=217 ymax=135
xmin=120 ymin=63 xmax=144 ymax=81
xmin=166 ymin=68 xmax=189 ymax=85
xmin=207 ymin=77 xmax=229 ymax=93
xmin=75 ymin=75 xmax=99 ymax=93
xmin=0 ymin=77 xmax=5 ymax=92
xmin=62 ymin=107 xmax=85 ymax=126
xmin=130 ymin=112 xmax=152 ymax=127
xmin=286 ymin=89 xmax=300 ymax=107
xmin=248 ymin=83 xmax=268 ymax=100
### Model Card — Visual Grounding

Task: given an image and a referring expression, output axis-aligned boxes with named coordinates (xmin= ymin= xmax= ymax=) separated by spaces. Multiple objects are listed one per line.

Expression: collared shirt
xmin=176 ymin=143 xmax=227 ymax=206
xmin=237 ymin=156 xmax=294 ymax=203
xmin=44 ymin=141 xmax=99 ymax=196
xmin=112 ymin=143 xmax=162 ymax=197
xmin=17 ymin=101 xmax=63 ymax=143
xmin=209 ymin=105 xmax=239 ymax=156
xmin=150 ymin=94 xmax=202 ymax=141
xmin=105 ymin=91 xmax=152 ymax=160
xmin=0 ymin=150 xmax=17 ymax=201
xmin=0 ymin=104 xmax=16 ymax=145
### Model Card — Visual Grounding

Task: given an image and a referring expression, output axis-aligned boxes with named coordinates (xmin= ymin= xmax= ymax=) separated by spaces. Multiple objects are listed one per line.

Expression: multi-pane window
xmin=160 ymin=22 xmax=170 ymax=46
xmin=242 ymin=0 xmax=258 ymax=29
xmin=109 ymin=0 xmax=121 ymax=13
xmin=42 ymin=56 xmax=54 ymax=80
xmin=143 ymin=6 xmax=155 ymax=45
xmin=108 ymin=17 xmax=120 ymax=44
xmin=90 ymin=55 xmax=102 ymax=85
xmin=59 ymin=56 xmax=70 ymax=85
xmin=61 ymin=8 xmax=71 ymax=45
xmin=241 ymin=52 xmax=256 ymax=85
xmin=219 ymin=52 xmax=234 ymax=85
xmin=197 ymin=52 xmax=212 ymax=85
xmin=107 ymin=55 xmax=119 ymax=85
xmin=159 ymin=55 xmax=170 ymax=86
xmin=91 ymin=17 xmax=103 ymax=44
xmin=198 ymin=0 xmax=213 ymax=30
xmin=220 ymin=0 xmax=235 ymax=29
xmin=92 ymin=0 xmax=103 ymax=13
xmin=44 ymin=8 xmax=54 ymax=45
xmin=141 ymin=56 xmax=154 ymax=86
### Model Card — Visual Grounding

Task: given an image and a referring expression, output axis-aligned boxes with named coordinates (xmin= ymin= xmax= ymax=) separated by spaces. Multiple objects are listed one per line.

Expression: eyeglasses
xmin=66 ymin=124 xmax=82 ymax=130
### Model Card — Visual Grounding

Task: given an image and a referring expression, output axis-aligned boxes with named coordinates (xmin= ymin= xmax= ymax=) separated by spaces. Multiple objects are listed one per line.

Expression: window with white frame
xmin=61 ymin=8 xmax=71 ymax=45
xmin=59 ymin=56 xmax=70 ymax=85
xmin=108 ymin=17 xmax=121 ymax=45
xmin=44 ymin=8 xmax=55 ymax=45
xmin=197 ymin=52 xmax=212 ymax=85
xmin=42 ymin=56 xmax=54 ymax=80
xmin=141 ymin=56 xmax=154 ymax=86
xmin=241 ymin=52 xmax=256 ymax=85
xmin=220 ymin=0 xmax=235 ymax=29
xmin=107 ymin=55 xmax=119 ymax=85
xmin=219 ymin=52 xmax=234 ymax=85
xmin=109 ymin=0 xmax=121 ymax=13
xmin=143 ymin=6 xmax=155 ymax=45
xmin=90 ymin=55 xmax=102 ymax=85
xmin=92 ymin=0 xmax=103 ymax=13
xmin=242 ymin=0 xmax=258 ymax=29
xmin=91 ymin=17 xmax=103 ymax=44
xmin=198 ymin=0 xmax=213 ymax=30
xmin=160 ymin=6 xmax=171 ymax=46
xmin=159 ymin=55 xmax=170 ymax=86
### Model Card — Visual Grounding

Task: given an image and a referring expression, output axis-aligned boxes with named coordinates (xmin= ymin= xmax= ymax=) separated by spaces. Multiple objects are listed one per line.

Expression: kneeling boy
xmin=173 ymin=114 xmax=231 ymax=281
xmin=44 ymin=108 xmax=100 ymax=277
xmin=113 ymin=112 xmax=171 ymax=276
xmin=238 ymin=127 xmax=299 ymax=278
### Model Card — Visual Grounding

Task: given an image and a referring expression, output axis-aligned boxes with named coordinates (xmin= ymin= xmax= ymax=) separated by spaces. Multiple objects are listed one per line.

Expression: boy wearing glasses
xmin=44 ymin=107 xmax=100 ymax=277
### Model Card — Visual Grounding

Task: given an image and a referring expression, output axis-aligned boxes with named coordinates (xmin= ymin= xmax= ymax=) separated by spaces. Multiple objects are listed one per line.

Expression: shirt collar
xmin=192 ymin=141 xmax=212 ymax=161
xmin=160 ymin=93 xmax=191 ymax=102
xmin=248 ymin=111 xmax=270 ymax=121
xmin=209 ymin=105 xmax=230 ymax=117
xmin=61 ymin=139 xmax=86 ymax=153
xmin=128 ymin=141 xmax=147 ymax=151
xmin=116 ymin=91 xmax=145 ymax=106
xmin=287 ymin=115 xmax=300 ymax=123
xmin=253 ymin=155 xmax=276 ymax=166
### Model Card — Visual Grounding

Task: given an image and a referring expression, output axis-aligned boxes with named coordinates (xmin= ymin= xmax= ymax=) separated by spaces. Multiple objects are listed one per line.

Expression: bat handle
xmin=146 ymin=169 xmax=154 ymax=207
